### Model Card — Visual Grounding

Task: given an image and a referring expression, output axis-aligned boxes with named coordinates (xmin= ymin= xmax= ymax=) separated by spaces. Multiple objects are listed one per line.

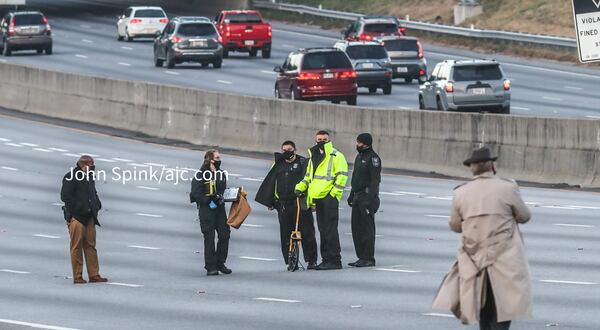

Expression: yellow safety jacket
xmin=295 ymin=142 xmax=348 ymax=206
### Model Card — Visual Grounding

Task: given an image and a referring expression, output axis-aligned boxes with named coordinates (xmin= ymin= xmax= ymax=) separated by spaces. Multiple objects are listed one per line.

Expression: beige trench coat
xmin=432 ymin=172 xmax=533 ymax=325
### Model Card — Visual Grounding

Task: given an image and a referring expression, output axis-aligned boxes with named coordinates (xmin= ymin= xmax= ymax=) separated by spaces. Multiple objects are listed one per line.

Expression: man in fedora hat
xmin=433 ymin=146 xmax=532 ymax=330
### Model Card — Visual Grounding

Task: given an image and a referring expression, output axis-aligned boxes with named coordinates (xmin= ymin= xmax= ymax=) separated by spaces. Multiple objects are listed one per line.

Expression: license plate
xmin=323 ymin=73 xmax=334 ymax=79
xmin=362 ymin=63 xmax=374 ymax=69
xmin=472 ymin=88 xmax=486 ymax=95
xmin=397 ymin=67 xmax=408 ymax=73
xmin=191 ymin=40 xmax=207 ymax=47
xmin=244 ymin=40 xmax=255 ymax=46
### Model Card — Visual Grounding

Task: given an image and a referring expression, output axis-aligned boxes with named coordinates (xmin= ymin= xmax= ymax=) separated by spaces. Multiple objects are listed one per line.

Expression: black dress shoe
xmin=315 ymin=262 xmax=342 ymax=271
xmin=217 ymin=265 xmax=232 ymax=275
xmin=354 ymin=260 xmax=376 ymax=268
xmin=307 ymin=262 xmax=318 ymax=270
xmin=348 ymin=260 xmax=361 ymax=267
xmin=207 ymin=269 xmax=219 ymax=276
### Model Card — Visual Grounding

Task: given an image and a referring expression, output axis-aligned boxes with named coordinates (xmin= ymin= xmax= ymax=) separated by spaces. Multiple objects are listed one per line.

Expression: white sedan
xmin=117 ymin=6 xmax=168 ymax=42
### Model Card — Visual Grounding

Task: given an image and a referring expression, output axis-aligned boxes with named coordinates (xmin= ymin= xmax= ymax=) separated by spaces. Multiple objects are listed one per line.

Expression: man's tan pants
xmin=68 ymin=218 xmax=99 ymax=280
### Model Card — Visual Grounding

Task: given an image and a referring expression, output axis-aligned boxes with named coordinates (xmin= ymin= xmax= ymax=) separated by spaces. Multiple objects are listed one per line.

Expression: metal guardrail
xmin=253 ymin=1 xmax=577 ymax=49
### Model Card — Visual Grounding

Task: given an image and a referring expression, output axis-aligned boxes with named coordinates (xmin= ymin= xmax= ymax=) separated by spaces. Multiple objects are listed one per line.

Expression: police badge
xmin=372 ymin=157 xmax=380 ymax=167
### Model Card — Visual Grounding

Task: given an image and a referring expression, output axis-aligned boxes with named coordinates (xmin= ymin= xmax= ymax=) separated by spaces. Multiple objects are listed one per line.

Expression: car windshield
xmin=452 ymin=65 xmax=503 ymax=81
xmin=302 ymin=52 xmax=352 ymax=70
xmin=177 ymin=23 xmax=216 ymax=37
xmin=226 ymin=13 xmax=262 ymax=23
xmin=382 ymin=39 xmax=418 ymax=52
xmin=13 ymin=14 xmax=44 ymax=25
xmin=134 ymin=9 xmax=165 ymax=18
xmin=364 ymin=23 xmax=397 ymax=33
xmin=345 ymin=45 xmax=387 ymax=59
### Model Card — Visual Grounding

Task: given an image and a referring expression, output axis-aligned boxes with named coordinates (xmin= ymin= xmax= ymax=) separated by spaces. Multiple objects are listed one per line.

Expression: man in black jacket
xmin=190 ymin=150 xmax=231 ymax=276
xmin=347 ymin=133 xmax=381 ymax=268
xmin=256 ymin=141 xmax=318 ymax=269
xmin=60 ymin=155 xmax=108 ymax=284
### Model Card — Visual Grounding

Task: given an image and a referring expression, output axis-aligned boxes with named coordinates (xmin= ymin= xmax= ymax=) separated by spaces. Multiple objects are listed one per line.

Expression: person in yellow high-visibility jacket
xmin=295 ymin=130 xmax=348 ymax=270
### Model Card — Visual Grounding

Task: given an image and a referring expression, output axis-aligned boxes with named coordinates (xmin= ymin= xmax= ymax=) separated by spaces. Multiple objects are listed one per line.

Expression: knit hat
xmin=356 ymin=133 xmax=373 ymax=146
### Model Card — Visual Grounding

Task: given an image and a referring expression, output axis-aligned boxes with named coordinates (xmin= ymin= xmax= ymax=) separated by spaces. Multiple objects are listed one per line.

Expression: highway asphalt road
xmin=0 ymin=1 xmax=596 ymax=118
xmin=1 ymin=110 xmax=600 ymax=329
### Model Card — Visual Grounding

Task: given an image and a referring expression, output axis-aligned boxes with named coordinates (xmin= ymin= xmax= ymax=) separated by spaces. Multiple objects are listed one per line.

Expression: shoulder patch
xmin=372 ymin=156 xmax=381 ymax=168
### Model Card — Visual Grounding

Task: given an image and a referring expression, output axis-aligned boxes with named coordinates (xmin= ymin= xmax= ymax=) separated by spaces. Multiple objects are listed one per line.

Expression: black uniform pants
xmin=480 ymin=274 xmax=511 ymax=330
xmin=314 ymin=194 xmax=341 ymax=265
xmin=198 ymin=205 xmax=230 ymax=271
xmin=351 ymin=194 xmax=376 ymax=262
xmin=277 ymin=200 xmax=318 ymax=264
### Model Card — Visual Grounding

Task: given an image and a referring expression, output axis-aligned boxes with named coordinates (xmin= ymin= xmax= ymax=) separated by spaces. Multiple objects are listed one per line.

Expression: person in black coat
xmin=190 ymin=150 xmax=231 ymax=276
xmin=256 ymin=141 xmax=318 ymax=269
xmin=347 ymin=133 xmax=381 ymax=268
xmin=60 ymin=155 xmax=108 ymax=284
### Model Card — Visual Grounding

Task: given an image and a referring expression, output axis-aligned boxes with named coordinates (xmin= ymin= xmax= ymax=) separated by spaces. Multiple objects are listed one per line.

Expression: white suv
xmin=117 ymin=6 xmax=168 ymax=42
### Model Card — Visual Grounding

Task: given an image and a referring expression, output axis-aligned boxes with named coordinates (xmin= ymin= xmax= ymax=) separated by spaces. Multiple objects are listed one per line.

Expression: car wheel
xmin=166 ymin=51 xmax=175 ymax=69
xmin=223 ymin=49 xmax=229 ymax=58
xmin=2 ymin=42 xmax=11 ymax=56
xmin=368 ymin=86 xmax=377 ymax=94
xmin=45 ymin=46 xmax=52 ymax=55
xmin=262 ymin=48 xmax=271 ymax=59
xmin=347 ymin=95 xmax=357 ymax=106
xmin=201 ymin=62 xmax=209 ymax=68
xmin=213 ymin=59 xmax=222 ymax=69
xmin=405 ymin=78 xmax=413 ymax=84
xmin=419 ymin=96 xmax=425 ymax=110
xmin=36 ymin=49 xmax=43 ymax=54
xmin=383 ymin=83 xmax=392 ymax=95
xmin=436 ymin=97 xmax=445 ymax=111
xmin=332 ymin=100 xmax=341 ymax=104
xmin=117 ymin=33 xmax=124 ymax=41
xmin=249 ymin=49 xmax=258 ymax=57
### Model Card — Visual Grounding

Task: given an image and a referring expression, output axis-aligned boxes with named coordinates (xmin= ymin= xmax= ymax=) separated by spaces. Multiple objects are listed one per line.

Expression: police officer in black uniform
xmin=347 ymin=133 xmax=381 ymax=267
xmin=190 ymin=149 xmax=232 ymax=276
xmin=256 ymin=141 xmax=318 ymax=269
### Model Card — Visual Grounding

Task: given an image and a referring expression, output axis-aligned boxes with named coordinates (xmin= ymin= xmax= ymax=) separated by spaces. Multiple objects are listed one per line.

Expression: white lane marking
xmin=275 ymin=29 xmax=336 ymax=42
xmin=240 ymin=256 xmax=277 ymax=261
xmin=254 ymin=297 xmax=301 ymax=303
xmin=128 ymin=245 xmax=161 ymax=250
xmin=113 ymin=158 xmax=134 ymax=162
xmin=52 ymin=203 xmax=64 ymax=206
xmin=393 ymin=191 xmax=425 ymax=196
xmin=48 ymin=147 xmax=68 ymax=152
xmin=282 ymin=43 xmax=296 ymax=49
xmin=227 ymin=173 xmax=243 ymax=177
xmin=242 ymin=224 xmax=265 ymax=228
xmin=240 ymin=177 xmax=263 ymax=182
xmin=144 ymin=162 xmax=166 ymax=167
xmin=542 ymin=205 xmax=581 ymax=210
xmin=543 ymin=96 xmax=562 ymax=101
xmin=1 ymin=166 xmax=18 ymax=171
xmin=525 ymin=202 xmax=541 ymax=206
xmin=261 ymin=70 xmax=277 ymax=75
xmin=512 ymin=106 xmax=531 ymax=111
xmin=0 ymin=269 xmax=30 ymax=274
xmin=374 ymin=268 xmax=421 ymax=273
xmin=423 ymin=313 xmax=455 ymax=318
xmin=425 ymin=215 xmax=450 ymax=219
xmin=4 ymin=142 xmax=23 ymax=147
xmin=379 ymin=192 xmax=405 ymax=196
xmin=33 ymin=234 xmax=60 ymax=239
xmin=540 ymin=280 xmax=597 ymax=285
xmin=121 ymin=46 xmax=134 ymax=50
xmin=136 ymin=186 xmax=160 ymax=191
xmin=564 ymin=86 xmax=583 ymax=90
xmin=96 ymin=158 xmax=116 ymax=163
xmin=128 ymin=163 xmax=149 ymax=167
xmin=0 ymin=58 xmax=7 ymax=63
xmin=563 ymin=205 xmax=600 ymax=210
xmin=165 ymin=70 xmax=180 ymax=75
xmin=0 ymin=319 xmax=82 ymax=330
xmin=63 ymin=153 xmax=81 ymax=158
xmin=83 ymin=153 xmax=100 ymax=157
xmin=217 ymin=80 xmax=233 ymax=85
xmin=118 ymin=62 xmax=132 ymax=67
xmin=107 ymin=282 xmax=143 ymax=288
xmin=33 ymin=148 xmax=53 ymax=153
xmin=0 ymin=138 xmax=11 ymax=142
xmin=585 ymin=116 xmax=600 ymax=120
xmin=135 ymin=213 xmax=163 ymax=218
xmin=20 ymin=142 xmax=39 ymax=147
xmin=424 ymin=196 xmax=452 ymax=201
xmin=75 ymin=54 xmax=88 ymax=59
xmin=502 ymin=62 xmax=600 ymax=80
xmin=553 ymin=223 xmax=595 ymax=228
xmin=82 ymin=39 xmax=93 ymax=43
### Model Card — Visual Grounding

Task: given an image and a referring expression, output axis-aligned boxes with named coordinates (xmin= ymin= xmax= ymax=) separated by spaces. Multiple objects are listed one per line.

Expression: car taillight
xmin=226 ymin=26 xmax=231 ymax=37
xmin=504 ymin=79 xmax=511 ymax=91
xmin=445 ymin=82 xmax=454 ymax=93
xmin=298 ymin=72 xmax=320 ymax=80
xmin=417 ymin=40 xmax=424 ymax=59
xmin=130 ymin=18 xmax=142 ymax=24
xmin=338 ymin=71 xmax=357 ymax=79
xmin=358 ymin=34 xmax=373 ymax=41
xmin=170 ymin=36 xmax=183 ymax=43
xmin=41 ymin=16 xmax=52 ymax=33
xmin=8 ymin=18 xmax=14 ymax=36
xmin=399 ymin=27 xmax=406 ymax=35
xmin=268 ymin=25 xmax=272 ymax=37
xmin=160 ymin=18 xmax=169 ymax=24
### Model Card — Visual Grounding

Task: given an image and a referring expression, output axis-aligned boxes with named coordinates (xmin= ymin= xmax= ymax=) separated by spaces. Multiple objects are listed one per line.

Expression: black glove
xmin=347 ymin=192 xmax=354 ymax=207
xmin=215 ymin=194 xmax=225 ymax=206
xmin=294 ymin=190 xmax=304 ymax=198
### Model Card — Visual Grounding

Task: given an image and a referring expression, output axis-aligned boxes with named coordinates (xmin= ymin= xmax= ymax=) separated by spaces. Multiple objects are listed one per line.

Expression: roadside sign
xmin=572 ymin=0 xmax=600 ymax=63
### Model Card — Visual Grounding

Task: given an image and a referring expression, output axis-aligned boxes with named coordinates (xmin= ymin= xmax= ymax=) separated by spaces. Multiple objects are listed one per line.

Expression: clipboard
xmin=223 ymin=187 xmax=241 ymax=202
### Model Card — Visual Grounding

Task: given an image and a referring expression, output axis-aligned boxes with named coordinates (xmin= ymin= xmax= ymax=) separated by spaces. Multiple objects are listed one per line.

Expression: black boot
xmin=207 ymin=269 xmax=219 ymax=276
xmin=217 ymin=265 xmax=232 ymax=275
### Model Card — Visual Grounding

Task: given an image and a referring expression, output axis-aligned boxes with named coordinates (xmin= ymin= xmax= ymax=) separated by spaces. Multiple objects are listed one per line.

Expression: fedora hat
xmin=463 ymin=146 xmax=498 ymax=166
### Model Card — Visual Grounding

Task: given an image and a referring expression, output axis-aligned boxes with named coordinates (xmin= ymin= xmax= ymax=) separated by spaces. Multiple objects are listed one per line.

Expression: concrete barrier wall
xmin=1 ymin=62 xmax=599 ymax=187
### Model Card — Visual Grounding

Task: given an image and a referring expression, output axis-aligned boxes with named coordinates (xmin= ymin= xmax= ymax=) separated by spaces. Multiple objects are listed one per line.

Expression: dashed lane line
xmin=540 ymin=280 xmax=597 ymax=285
xmin=254 ymin=297 xmax=301 ymax=303
xmin=0 ymin=318 xmax=82 ymax=330
xmin=128 ymin=245 xmax=161 ymax=250
xmin=239 ymin=256 xmax=277 ymax=261
xmin=136 ymin=186 xmax=160 ymax=191
xmin=553 ymin=224 xmax=595 ymax=228
xmin=1 ymin=166 xmax=18 ymax=171
xmin=135 ymin=213 xmax=163 ymax=218
xmin=4 ymin=142 xmax=23 ymax=147
xmin=0 ymin=269 xmax=30 ymax=274
xmin=374 ymin=268 xmax=421 ymax=273
xmin=33 ymin=234 xmax=60 ymax=239
xmin=107 ymin=282 xmax=143 ymax=288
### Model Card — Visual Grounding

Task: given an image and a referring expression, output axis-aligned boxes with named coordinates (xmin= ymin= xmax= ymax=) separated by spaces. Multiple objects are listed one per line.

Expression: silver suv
xmin=419 ymin=59 xmax=511 ymax=114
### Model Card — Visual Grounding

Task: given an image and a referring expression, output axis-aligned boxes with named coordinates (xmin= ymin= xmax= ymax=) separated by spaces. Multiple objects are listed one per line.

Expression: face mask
xmin=283 ymin=151 xmax=295 ymax=160
xmin=213 ymin=160 xmax=221 ymax=168
xmin=356 ymin=145 xmax=368 ymax=152
xmin=316 ymin=141 xmax=327 ymax=147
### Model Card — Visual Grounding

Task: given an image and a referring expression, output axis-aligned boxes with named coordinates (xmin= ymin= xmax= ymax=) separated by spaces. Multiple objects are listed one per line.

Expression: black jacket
xmin=349 ymin=147 xmax=382 ymax=210
xmin=190 ymin=164 xmax=227 ymax=208
xmin=60 ymin=165 xmax=102 ymax=226
xmin=256 ymin=153 xmax=307 ymax=208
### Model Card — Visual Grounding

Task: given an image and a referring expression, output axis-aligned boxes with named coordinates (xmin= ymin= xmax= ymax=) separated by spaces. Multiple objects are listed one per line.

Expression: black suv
xmin=154 ymin=17 xmax=223 ymax=69
xmin=0 ymin=11 xmax=52 ymax=56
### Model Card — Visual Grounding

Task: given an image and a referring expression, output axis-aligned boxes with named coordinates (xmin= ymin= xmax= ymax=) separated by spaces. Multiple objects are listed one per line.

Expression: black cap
xmin=357 ymin=133 xmax=373 ymax=146
xmin=463 ymin=146 xmax=498 ymax=166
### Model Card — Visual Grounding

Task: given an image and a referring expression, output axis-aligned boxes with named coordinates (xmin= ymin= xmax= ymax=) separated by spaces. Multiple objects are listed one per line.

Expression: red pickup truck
xmin=215 ymin=10 xmax=272 ymax=58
